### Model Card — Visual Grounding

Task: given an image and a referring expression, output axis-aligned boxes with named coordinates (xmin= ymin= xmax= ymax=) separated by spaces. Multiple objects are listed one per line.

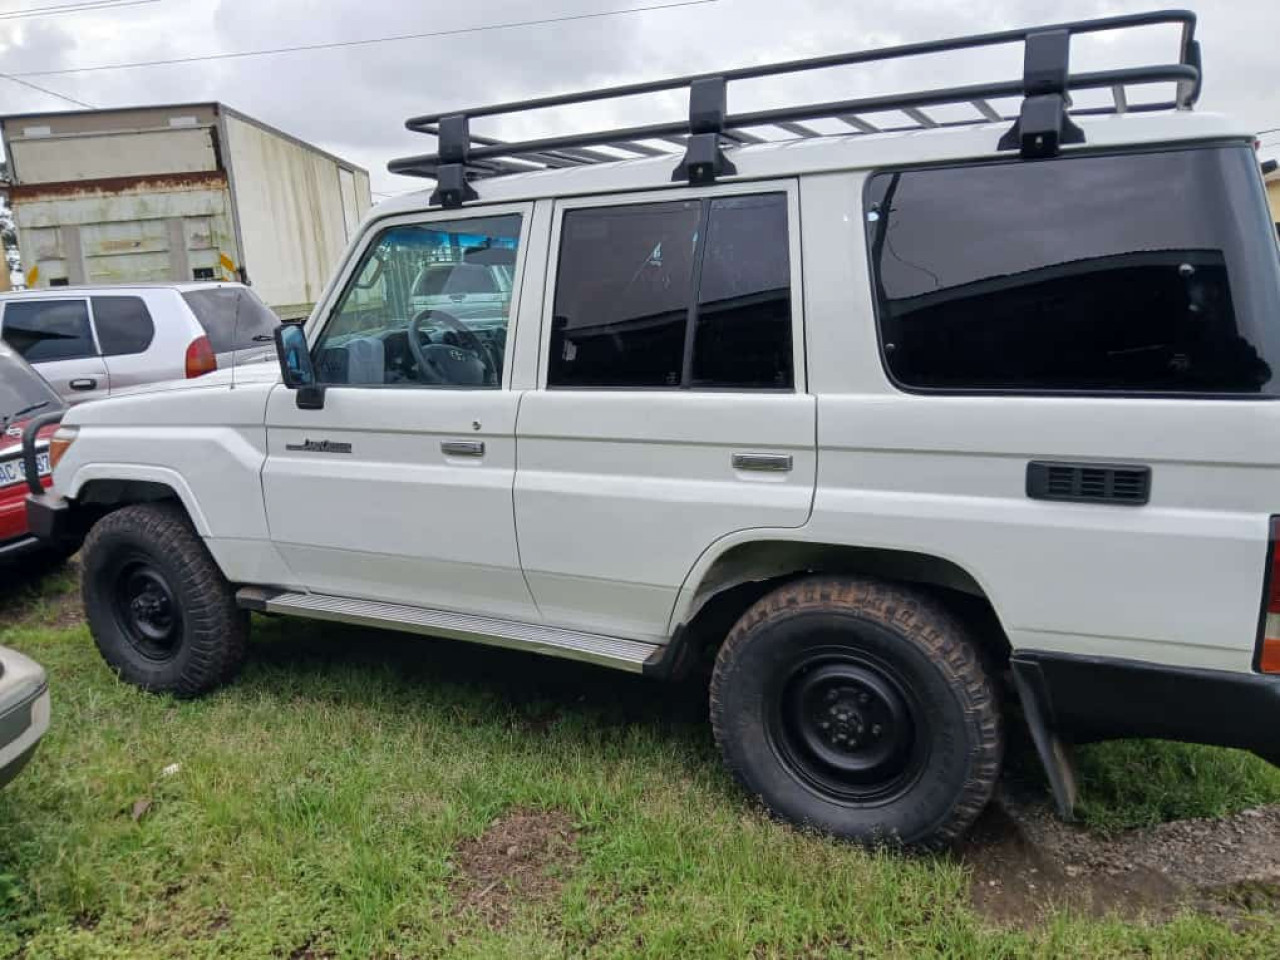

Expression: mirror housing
xmin=273 ymin=323 xmax=325 ymax=409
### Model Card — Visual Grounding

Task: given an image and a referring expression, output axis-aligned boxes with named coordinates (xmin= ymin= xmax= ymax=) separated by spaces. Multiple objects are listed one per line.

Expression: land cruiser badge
xmin=285 ymin=439 xmax=353 ymax=454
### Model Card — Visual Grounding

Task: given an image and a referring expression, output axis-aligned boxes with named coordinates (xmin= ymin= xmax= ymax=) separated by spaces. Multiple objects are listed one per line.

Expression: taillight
xmin=185 ymin=335 xmax=217 ymax=378
xmin=1259 ymin=518 xmax=1280 ymax=673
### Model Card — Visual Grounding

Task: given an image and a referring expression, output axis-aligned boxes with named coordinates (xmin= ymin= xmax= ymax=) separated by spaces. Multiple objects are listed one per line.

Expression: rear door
xmin=92 ymin=294 xmax=172 ymax=392
xmin=0 ymin=297 xmax=110 ymax=403
xmin=514 ymin=183 xmax=815 ymax=641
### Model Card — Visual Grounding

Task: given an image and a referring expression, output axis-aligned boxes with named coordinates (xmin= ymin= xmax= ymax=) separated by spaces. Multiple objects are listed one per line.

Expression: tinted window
xmin=549 ymin=194 xmax=793 ymax=389
xmin=868 ymin=146 xmax=1280 ymax=394
xmin=1 ymin=299 xmax=95 ymax=362
xmin=551 ymin=201 xmax=700 ymax=388
xmin=0 ymin=342 xmax=61 ymax=421
xmin=182 ymin=287 xmax=280 ymax=353
xmin=693 ymin=194 xmax=793 ymax=388
xmin=92 ymin=296 xmax=155 ymax=356
xmin=314 ymin=215 xmax=521 ymax=388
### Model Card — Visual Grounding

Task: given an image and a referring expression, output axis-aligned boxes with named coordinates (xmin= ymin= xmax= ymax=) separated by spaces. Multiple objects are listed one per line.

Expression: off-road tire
xmin=81 ymin=502 xmax=248 ymax=697
xmin=710 ymin=576 xmax=1002 ymax=848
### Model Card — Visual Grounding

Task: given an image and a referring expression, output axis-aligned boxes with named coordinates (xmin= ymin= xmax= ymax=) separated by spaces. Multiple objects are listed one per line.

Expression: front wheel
xmin=81 ymin=503 xmax=248 ymax=697
xmin=710 ymin=576 xmax=1003 ymax=848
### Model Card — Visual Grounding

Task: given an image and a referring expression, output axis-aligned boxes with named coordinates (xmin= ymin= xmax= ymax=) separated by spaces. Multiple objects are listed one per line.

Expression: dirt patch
xmin=449 ymin=807 xmax=581 ymax=929
xmin=961 ymin=792 xmax=1280 ymax=927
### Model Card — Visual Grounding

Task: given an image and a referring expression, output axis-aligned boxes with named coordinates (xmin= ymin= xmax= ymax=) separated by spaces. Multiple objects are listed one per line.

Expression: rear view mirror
xmin=274 ymin=323 xmax=314 ymax=388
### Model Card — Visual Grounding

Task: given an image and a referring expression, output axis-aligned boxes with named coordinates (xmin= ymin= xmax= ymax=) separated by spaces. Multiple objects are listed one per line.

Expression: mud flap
xmin=1010 ymin=658 xmax=1080 ymax=820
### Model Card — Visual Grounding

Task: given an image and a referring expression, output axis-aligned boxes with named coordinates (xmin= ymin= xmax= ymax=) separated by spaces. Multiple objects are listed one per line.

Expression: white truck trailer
xmin=0 ymin=103 xmax=372 ymax=320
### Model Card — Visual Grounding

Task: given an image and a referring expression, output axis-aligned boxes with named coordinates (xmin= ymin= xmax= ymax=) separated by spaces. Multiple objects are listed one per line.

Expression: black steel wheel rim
xmin=766 ymin=642 xmax=928 ymax=806
xmin=109 ymin=554 xmax=183 ymax=661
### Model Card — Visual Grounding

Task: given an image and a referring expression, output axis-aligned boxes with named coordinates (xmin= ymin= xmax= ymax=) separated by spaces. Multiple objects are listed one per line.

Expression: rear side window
xmin=549 ymin=193 xmax=794 ymax=389
xmin=181 ymin=287 xmax=280 ymax=353
xmin=867 ymin=146 xmax=1280 ymax=395
xmin=92 ymin=296 xmax=155 ymax=356
xmin=1 ymin=299 xmax=96 ymax=362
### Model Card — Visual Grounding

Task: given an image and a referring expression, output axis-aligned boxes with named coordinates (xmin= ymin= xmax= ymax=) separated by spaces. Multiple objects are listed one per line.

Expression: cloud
xmin=0 ymin=0 xmax=1277 ymax=194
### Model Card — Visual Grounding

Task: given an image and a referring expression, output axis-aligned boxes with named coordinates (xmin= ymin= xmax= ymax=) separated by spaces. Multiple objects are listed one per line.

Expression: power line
xmin=7 ymin=0 xmax=720 ymax=77
xmin=0 ymin=0 xmax=158 ymax=21
xmin=0 ymin=69 xmax=94 ymax=107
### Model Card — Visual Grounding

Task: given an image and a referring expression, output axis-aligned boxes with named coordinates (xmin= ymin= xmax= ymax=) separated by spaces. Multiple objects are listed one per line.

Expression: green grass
xmin=1 ymin=568 xmax=1278 ymax=958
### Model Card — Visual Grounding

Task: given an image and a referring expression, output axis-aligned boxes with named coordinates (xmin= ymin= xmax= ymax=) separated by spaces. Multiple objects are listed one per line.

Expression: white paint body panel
xmin=262 ymin=385 xmax=537 ymax=621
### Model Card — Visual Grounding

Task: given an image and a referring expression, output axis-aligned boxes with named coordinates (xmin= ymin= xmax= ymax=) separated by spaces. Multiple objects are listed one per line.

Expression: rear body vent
xmin=1027 ymin=461 xmax=1151 ymax=505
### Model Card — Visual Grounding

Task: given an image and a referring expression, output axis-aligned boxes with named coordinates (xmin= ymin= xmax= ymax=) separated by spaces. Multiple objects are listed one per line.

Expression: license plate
xmin=0 ymin=451 xmax=51 ymax=488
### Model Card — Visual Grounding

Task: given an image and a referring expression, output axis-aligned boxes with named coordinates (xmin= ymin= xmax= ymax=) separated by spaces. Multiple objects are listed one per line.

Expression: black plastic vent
xmin=1027 ymin=461 xmax=1150 ymax=505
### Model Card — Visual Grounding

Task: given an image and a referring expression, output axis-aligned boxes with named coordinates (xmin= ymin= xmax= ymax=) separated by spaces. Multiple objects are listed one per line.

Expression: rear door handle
xmin=69 ymin=378 xmax=97 ymax=391
xmin=442 ymin=440 xmax=485 ymax=457
xmin=732 ymin=453 xmax=793 ymax=472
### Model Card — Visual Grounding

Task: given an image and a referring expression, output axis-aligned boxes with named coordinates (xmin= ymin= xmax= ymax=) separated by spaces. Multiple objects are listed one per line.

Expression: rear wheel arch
xmin=674 ymin=540 xmax=1011 ymax=670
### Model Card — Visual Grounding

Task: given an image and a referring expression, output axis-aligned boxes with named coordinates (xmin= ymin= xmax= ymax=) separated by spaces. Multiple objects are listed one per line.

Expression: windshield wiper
xmin=1 ymin=400 xmax=52 ymax=436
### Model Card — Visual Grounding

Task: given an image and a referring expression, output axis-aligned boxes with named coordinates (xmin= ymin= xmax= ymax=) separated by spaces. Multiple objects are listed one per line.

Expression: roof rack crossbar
xmin=394 ymin=10 xmax=1201 ymax=204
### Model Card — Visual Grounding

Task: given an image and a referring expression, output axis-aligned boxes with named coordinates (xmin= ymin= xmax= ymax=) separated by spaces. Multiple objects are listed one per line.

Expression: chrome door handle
xmin=69 ymin=378 xmax=97 ymax=391
xmin=732 ymin=453 xmax=793 ymax=472
xmin=442 ymin=440 xmax=485 ymax=457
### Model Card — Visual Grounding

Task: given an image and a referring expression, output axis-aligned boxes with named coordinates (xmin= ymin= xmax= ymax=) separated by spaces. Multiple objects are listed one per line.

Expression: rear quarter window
xmin=181 ymin=287 xmax=280 ymax=353
xmin=866 ymin=145 xmax=1280 ymax=395
xmin=92 ymin=296 xmax=155 ymax=356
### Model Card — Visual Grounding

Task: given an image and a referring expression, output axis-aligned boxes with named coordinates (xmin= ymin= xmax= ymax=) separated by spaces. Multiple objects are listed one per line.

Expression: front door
xmin=0 ymin=297 xmax=110 ymax=404
xmin=263 ymin=205 xmax=539 ymax=622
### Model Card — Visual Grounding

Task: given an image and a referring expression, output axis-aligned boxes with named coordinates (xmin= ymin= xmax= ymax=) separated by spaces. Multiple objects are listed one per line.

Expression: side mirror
xmin=273 ymin=324 xmax=325 ymax=409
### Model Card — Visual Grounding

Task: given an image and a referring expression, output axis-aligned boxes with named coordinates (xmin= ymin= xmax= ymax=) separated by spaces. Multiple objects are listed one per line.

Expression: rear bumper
xmin=1012 ymin=652 xmax=1280 ymax=766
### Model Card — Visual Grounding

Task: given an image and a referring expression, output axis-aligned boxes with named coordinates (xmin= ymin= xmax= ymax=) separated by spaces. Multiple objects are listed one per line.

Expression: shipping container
xmin=0 ymin=103 xmax=372 ymax=320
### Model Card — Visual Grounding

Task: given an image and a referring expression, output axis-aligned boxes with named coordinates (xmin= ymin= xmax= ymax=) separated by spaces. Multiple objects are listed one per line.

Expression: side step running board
xmin=237 ymin=588 xmax=663 ymax=674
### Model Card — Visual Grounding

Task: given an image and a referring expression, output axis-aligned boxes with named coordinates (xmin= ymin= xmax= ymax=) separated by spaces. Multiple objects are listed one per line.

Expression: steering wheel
xmin=407 ymin=309 xmax=499 ymax=386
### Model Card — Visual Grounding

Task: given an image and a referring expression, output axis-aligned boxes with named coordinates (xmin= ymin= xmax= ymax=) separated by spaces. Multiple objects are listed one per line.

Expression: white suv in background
xmin=0 ymin=282 xmax=280 ymax=404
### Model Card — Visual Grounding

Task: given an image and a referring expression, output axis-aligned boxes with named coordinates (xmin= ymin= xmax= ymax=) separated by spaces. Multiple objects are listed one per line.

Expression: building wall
xmin=8 ymin=128 xmax=217 ymax=184
xmin=223 ymin=113 xmax=371 ymax=319
xmin=8 ymin=174 xmax=238 ymax=287
xmin=1267 ymin=175 xmax=1279 ymax=227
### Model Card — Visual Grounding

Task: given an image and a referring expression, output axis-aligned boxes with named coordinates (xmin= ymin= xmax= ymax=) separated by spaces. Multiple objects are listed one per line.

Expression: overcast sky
xmin=0 ymin=0 xmax=1277 ymax=198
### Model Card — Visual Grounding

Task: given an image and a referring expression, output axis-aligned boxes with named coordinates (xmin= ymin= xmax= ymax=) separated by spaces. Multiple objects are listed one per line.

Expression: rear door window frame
xmin=540 ymin=179 xmax=806 ymax=393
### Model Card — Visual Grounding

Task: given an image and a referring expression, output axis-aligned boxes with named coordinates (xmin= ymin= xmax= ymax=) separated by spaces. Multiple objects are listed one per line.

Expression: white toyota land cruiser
xmin=22 ymin=11 xmax=1280 ymax=847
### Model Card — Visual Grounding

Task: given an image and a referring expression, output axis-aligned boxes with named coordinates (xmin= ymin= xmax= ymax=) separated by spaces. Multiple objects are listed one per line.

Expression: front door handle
xmin=442 ymin=440 xmax=485 ymax=458
xmin=732 ymin=453 xmax=793 ymax=473
xmin=69 ymin=378 xmax=98 ymax=391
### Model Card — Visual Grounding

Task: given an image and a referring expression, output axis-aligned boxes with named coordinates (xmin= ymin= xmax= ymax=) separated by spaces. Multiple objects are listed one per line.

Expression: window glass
xmin=692 ymin=194 xmax=793 ymax=388
xmin=549 ymin=194 xmax=794 ymax=389
xmin=182 ymin=287 xmax=281 ymax=354
xmin=551 ymin=201 xmax=700 ymax=388
xmin=1 ymin=299 xmax=95 ymax=362
xmin=867 ymin=146 xmax=1280 ymax=394
xmin=313 ymin=215 xmax=521 ymax=388
xmin=0 ymin=342 xmax=61 ymax=420
xmin=92 ymin=296 xmax=155 ymax=356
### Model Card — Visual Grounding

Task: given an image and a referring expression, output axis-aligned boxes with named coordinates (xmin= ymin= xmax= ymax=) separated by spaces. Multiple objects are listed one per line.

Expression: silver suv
xmin=0 ymin=282 xmax=280 ymax=404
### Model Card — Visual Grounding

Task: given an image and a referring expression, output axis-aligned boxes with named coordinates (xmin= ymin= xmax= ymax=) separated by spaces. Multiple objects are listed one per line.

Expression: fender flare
xmin=67 ymin=464 xmax=212 ymax=536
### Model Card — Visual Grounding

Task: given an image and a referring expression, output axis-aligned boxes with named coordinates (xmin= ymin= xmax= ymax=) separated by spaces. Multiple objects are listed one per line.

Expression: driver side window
xmin=313 ymin=214 xmax=522 ymax=388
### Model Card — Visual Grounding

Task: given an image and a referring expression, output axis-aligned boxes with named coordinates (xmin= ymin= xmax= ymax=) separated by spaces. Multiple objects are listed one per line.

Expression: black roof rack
xmin=390 ymin=9 xmax=1201 ymax=207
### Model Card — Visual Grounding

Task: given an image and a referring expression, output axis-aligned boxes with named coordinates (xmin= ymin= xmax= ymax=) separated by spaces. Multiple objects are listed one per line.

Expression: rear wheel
xmin=710 ymin=576 xmax=1002 ymax=847
xmin=81 ymin=503 xmax=247 ymax=697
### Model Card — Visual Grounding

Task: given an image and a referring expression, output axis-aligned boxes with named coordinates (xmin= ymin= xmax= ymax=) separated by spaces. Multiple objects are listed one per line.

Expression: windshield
xmin=182 ymin=286 xmax=281 ymax=353
xmin=0 ymin=342 xmax=61 ymax=426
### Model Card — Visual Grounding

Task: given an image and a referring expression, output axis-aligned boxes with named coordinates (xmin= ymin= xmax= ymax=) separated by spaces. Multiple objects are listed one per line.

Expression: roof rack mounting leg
xmin=429 ymin=114 xmax=479 ymax=208
xmin=672 ymin=77 xmax=737 ymax=184
xmin=997 ymin=29 xmax=1085 ymax=160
